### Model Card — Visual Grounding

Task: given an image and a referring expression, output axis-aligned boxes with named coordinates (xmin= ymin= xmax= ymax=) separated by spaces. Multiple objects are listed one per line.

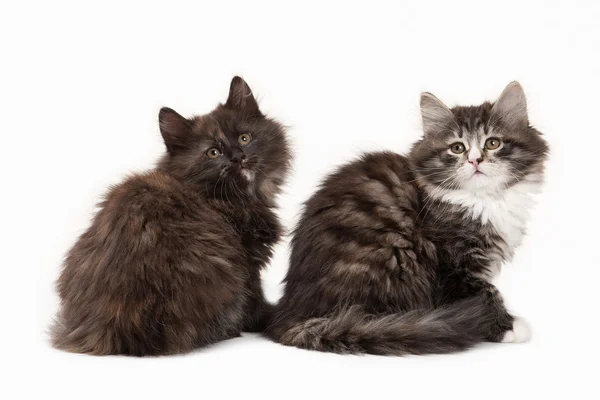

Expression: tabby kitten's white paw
xmin=501 ymin=317 xmax=532 ymax=343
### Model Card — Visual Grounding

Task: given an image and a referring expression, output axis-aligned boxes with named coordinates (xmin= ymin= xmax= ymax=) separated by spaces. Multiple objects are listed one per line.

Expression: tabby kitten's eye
xmin=449 ymin=143 xmax=466 ymax=154
xmin=207 ymin=148 xmax=222 ymax=159
xmin=485 ymin=138 xmax=501 ymax=150
xmin=238 ymin=133 xmax=252 ymax=146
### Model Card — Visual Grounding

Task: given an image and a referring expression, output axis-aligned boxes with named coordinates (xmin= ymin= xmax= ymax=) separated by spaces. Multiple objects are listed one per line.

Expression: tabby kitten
xmin=269 ymin=82 xmax=548 ymax=355
xmin=52 ymin=77 xmax=291 ymax=356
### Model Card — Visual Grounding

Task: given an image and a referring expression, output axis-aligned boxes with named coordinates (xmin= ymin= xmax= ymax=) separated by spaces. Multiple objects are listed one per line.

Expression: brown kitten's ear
xmin=159 ymin=107 xmax=192 ymax=154
xmin=491 ymin=81 xmax=528 ymax=130
xmin=420 ymin=92 xmax=454 ymax=137
xmin=225 ymin=76 xmax=262 ymax=117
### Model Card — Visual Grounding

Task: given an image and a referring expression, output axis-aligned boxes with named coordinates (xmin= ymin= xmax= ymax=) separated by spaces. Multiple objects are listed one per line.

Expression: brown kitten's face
xmin=410 ymin=82 xmax=549 ymax=195
xmin=159 ymin=77 xmax=290 ymax=201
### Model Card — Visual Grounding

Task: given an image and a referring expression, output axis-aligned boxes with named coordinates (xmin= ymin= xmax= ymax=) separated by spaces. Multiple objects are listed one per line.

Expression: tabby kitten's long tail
xmin=273 ymin=297 xmax=494 ymax=355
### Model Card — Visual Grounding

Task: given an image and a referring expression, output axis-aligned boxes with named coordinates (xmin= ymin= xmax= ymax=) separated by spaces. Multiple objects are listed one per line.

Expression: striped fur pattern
xmin=268 ymin=82 xmax=548 ymax=355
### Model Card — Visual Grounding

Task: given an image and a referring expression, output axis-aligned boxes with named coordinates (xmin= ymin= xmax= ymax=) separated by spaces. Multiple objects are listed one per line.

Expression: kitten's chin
xmin=455 ymin=173 xmax=505 ymax=195
xmin=455 ymin=165 xmax=505 ymax=193
xmin=226 ymin=166 xmax=256 ymax=184
xmin=241 ymin=169 xmax=255 ymax=182
xmin=231 ymin=168 xmax=259 ymax=196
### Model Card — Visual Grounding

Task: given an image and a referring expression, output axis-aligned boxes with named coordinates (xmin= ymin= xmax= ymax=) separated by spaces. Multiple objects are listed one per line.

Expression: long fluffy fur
xmin=276 ymin=297 xmax=493 ymax=355
xmin=52 ymin=77 xmax=291 ymax=356
xmin=269 ymin=82 xmax=548 ymax=355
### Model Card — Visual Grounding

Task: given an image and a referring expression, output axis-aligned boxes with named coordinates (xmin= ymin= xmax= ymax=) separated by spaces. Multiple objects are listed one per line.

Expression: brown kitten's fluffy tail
xmin=273 ymin=297 xmax=493 ymax=355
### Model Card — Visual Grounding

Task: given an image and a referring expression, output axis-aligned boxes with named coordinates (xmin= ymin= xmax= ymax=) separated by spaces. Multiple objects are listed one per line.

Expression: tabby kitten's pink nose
xmin=468 ymin=146 xmax=483 ymax=168
xmin=469 ymin=158 xmax=483 ymax=168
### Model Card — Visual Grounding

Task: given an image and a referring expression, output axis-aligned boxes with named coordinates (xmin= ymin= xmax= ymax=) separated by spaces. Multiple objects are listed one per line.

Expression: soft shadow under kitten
xmin=52 ymin=76 xmax=291 ymax=356
xmin=268 ymin=82 xmax=548 ymax=355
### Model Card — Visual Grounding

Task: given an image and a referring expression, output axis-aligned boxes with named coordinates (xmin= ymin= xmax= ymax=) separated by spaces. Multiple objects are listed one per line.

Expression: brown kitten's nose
xmin=231 ymin=154 xmax=247 ymax=166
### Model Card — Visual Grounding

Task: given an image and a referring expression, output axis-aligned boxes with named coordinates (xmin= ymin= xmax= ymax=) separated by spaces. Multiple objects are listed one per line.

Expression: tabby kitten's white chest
xmin=438 ymin=175 xmax=543 ymax=277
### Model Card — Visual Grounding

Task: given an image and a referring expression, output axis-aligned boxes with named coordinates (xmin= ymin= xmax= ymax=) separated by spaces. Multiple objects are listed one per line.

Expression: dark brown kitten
xmin=268 ymin=82 xmax=548 ymax=355
xmin=52 ymin=77 xmax=291 ymax=356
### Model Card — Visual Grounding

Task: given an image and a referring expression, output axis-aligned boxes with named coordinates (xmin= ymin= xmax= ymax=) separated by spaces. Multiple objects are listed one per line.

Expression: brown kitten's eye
xmin=485 ymin=138 xmax=501 ymax=150
xmin=207 ymin=148 xmax=222 ymax=159
xmin=238 ymin=133 xmax=252 ymax=146
xmin=449 ymin=143 xmax=466 ymax=154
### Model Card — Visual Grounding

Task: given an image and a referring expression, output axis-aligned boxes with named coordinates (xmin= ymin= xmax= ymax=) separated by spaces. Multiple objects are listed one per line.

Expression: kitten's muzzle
xmin=230 ymin=154 xmax=248 ymax=168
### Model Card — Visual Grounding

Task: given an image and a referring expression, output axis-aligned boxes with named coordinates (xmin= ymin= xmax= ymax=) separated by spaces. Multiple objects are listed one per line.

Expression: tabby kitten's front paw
xmin=501 ymin=317 xmax=531 ymax=343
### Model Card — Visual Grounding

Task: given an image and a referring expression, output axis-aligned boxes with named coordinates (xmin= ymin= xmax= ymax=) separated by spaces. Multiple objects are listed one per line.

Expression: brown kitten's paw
xmin=501 ymin=317 xmax=532 ymax=343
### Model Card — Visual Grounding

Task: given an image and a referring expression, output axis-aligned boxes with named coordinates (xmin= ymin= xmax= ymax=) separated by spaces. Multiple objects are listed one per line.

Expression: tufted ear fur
xmin=420 ymin=92 xmax=455 ymax=137
xmin=224 ymin=76 xmax=262 ymax=117
xmin=158 ymin=107 xmax=192 ymax=154
xmin=491 ymin=81 xmax=528 ymax=130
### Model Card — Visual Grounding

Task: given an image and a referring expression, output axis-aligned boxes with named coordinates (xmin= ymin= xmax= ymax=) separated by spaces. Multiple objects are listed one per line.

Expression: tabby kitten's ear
xmin=420 ymin=92 xmax=455 ymax=137
xmin=491 ymin=81 xmax=528 ymax=130
xmin=159 ymin=107 xmax=192 ymax=154
xmin=225 ymin=76 xmax=262 ymax=117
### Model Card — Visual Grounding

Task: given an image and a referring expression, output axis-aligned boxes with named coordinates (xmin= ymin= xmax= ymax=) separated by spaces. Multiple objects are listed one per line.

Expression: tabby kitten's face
xmin=410 ymin=82 xmax=549 ymax=195
xmin=159 ymin=77 xmax=290 ymax=201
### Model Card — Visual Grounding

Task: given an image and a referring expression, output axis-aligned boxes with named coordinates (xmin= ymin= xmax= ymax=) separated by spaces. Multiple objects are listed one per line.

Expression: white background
xmin=2 ymin=1 xmax=599 ymax=399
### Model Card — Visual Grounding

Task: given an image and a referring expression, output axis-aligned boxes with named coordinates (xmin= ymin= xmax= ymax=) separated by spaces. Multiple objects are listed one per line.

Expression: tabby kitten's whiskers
xmin=269 ymin=82 xmax=548 ymax=355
